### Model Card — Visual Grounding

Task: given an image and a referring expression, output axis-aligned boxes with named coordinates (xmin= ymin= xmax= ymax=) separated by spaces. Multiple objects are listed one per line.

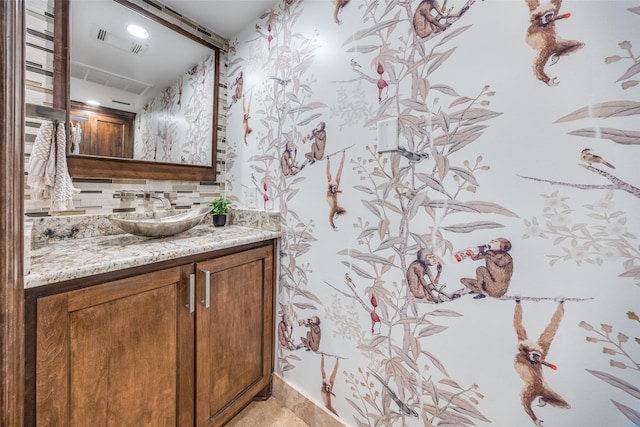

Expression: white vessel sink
xmin=108 ymin=206 xmax=210 ymax=238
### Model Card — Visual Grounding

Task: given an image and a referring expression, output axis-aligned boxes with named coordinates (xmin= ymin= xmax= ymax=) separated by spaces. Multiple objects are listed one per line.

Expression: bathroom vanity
xmin=23 ymin=215 xmax=280 ymax=427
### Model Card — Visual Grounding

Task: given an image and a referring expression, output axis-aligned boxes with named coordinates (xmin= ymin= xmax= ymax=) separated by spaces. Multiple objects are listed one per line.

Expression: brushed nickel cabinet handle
xmin=188 ymin=273 xmax=195 ymax=313
xmin=201 ymin=269 xmax=211 ymax=308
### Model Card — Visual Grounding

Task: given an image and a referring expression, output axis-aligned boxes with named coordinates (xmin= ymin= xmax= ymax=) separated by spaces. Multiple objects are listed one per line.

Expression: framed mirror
xmin=57 ymin=0 xmax=221 ymax=180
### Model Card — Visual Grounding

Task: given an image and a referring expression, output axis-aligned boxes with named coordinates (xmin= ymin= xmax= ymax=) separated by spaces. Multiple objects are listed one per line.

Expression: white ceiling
xmin=161 ymin=0 xmax=278 ymax=39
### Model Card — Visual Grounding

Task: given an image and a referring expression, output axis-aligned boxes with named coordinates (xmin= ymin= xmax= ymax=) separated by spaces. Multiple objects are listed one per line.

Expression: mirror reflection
xmin=69 ymin=0 xmax=216 ymax=166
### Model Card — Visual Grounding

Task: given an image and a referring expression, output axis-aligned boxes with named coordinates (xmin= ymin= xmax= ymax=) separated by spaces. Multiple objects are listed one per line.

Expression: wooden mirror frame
xmin=55 ymin=0 xmax=220 ymax=181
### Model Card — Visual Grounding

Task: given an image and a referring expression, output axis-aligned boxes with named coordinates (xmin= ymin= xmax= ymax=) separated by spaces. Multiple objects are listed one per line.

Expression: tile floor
xmin=226 ymin=398 xmax=310 ymax=427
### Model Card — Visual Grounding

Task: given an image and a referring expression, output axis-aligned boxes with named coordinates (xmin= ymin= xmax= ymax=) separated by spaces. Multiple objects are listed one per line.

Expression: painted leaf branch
xmin=519 ymin=165 xmax=640 ymax=198
xmin=581 ymin=312 xmax=640 ymax=423
xmin=586 ymin=370 xmax=640 ymax=397
xmin=568 ymin=128 xmax=640 ymax=145
xmin=554 ymin=101 xmax=640 ymax=122
xmin=611 ymin=400 xmax=640 ymax=426
xmin=581 ymin=317 xmax=640 ymax=372
xmin=605 ymin=36 xmax=640 ymax=89
xmin=523 ymin=191 xmax=640 ymax=284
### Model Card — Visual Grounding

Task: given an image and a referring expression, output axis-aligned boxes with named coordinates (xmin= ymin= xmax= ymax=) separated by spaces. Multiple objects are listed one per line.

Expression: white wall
xmin=226 ymin=1 xmax=640 ymax=426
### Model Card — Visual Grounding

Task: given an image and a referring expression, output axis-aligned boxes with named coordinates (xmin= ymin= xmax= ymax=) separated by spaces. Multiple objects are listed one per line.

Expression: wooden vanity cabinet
xmin=26 ymin=241 xmax=275 ymax=427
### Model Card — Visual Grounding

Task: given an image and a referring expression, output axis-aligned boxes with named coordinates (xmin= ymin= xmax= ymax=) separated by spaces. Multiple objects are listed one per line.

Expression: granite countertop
xmin=25 ymin=209 xmax=281 ymax=289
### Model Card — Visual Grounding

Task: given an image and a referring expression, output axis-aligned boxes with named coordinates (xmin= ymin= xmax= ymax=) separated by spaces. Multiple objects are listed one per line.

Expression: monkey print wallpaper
xmin=225 ymin=1 xmax=639 ymax=426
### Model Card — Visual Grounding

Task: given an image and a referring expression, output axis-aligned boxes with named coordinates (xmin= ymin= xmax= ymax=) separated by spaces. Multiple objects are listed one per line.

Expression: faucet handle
xmin=115 ymin=190 xmax=139 ymax=201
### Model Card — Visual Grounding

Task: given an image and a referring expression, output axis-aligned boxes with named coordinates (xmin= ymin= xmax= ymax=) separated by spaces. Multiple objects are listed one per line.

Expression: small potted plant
xmin=208 ymin=195 xmax=233 ymax=227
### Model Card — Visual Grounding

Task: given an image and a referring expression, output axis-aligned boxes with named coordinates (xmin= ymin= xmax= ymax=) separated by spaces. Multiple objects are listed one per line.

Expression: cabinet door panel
xmin=209 ymin=261 xmax=263 ymax=410
xmin=71 ymin=102 xmax=134 ymax=158
xmin=196 ymin=245 xmax=274 ymax=427
xmin=92 ymin=116 xmax=129 ymax=157
xmin=69 ymin=284 xmax=177 ymax=426
xmin=36 ymin=266 xmax=190 ymax=427
xmin=36 ymin=293 xmax=70 ymax=427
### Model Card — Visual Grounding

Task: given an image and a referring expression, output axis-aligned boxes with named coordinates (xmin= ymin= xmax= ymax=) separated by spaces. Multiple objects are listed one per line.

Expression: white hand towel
xmin=27 ymin=121 xmax=77 ymax=214
xmin=27 ymin=120 xmax=56 ymax=200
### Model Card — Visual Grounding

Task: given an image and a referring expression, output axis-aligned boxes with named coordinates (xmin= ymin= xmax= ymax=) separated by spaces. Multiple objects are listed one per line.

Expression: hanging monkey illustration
xmin=229 ymin=71 xmax=243 ymax=108
xmin=326 ymin=152 xmax=347 ymax=230
xmin=413 ymin=0 xmax=476 ymax=39
xmin=300 ymin=316 xmax=321 ymax=351
xmin=332 ymin=0 xmax=351 ymax=25
xmin=458 ymin=238 xmax=513 ymax=299
xmin=242 ymin=93 xmax=252 ymax=145
xmin=321 ymin=354 xmax=339 ymax=415
xmin=525 ymin=0 xmax=584 ymax=86
xmin=514 ymin=299 xmax=570 ymax=426
xmin=406 ymin=249 xmax=453 ymax=302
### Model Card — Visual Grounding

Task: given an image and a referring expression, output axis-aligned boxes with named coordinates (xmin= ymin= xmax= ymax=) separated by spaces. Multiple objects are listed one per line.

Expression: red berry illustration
xmin=370 ymin=310 xmax=380 ymax=335
xmin=377 ymin=78 xmax=388 ymax=103
xmin=370 ymin=292 xmax=380 ymax=334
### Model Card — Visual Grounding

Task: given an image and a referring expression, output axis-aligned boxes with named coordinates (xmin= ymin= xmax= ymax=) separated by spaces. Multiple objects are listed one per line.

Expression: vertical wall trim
xmin=1 ymin=0 xmax=26 ymax=425
xmin=54 ymin=0 xmax=68 ymax=109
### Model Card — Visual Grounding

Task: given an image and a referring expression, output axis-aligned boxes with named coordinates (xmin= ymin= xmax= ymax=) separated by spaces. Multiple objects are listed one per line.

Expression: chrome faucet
xmin=145 ymin=192 xmax=172 ymax=209
xmin=116 ymin=190 xmax=172 ymax=209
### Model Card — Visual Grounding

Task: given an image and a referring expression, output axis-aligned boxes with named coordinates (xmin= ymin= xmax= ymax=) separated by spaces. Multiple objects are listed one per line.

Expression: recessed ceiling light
xmin=86 ymin=100 xmax=100 ymax=106
xmin=127 ymin=24 xmax=149 ymax=39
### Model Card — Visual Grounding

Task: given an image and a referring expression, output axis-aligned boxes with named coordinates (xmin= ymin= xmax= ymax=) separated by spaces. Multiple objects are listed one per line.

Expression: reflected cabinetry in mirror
xmin=70 ymin=101 xmax=134 ymax=158
xmin=55 ymin=0 xmax=224 ymax=180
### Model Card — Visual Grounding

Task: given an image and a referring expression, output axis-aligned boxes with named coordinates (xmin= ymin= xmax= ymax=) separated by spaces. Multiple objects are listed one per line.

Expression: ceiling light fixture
xmin=86 ymin=100 xmax=100 ymax=106
xmin=127 ymin=24 xmax=149 ymax=39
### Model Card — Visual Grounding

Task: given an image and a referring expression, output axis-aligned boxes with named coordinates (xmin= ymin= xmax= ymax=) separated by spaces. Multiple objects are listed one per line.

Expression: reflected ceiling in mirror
xmin=69 ymin=0 xmax=218 ymax=168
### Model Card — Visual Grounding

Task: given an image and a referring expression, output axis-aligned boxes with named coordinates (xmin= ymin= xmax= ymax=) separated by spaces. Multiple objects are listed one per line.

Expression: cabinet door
xmin=36 ymin=265 xmax=194 ymax=427
xmin=195 ymin=244 xmax=274 ymax=427
xmin=70 ymin=103 xmax=134 ymax=158
xmin=90 ymin=115 xmax=133 ymax=158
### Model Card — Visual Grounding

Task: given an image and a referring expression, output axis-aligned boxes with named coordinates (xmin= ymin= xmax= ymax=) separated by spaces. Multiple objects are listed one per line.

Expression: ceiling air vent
xmin=93 ymin=25 xmax=148 ymax=56
xmin=130 ymin=43 xmax=144 ymax=55
xmin=96 ymin=28 xmax=107 ymax=41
